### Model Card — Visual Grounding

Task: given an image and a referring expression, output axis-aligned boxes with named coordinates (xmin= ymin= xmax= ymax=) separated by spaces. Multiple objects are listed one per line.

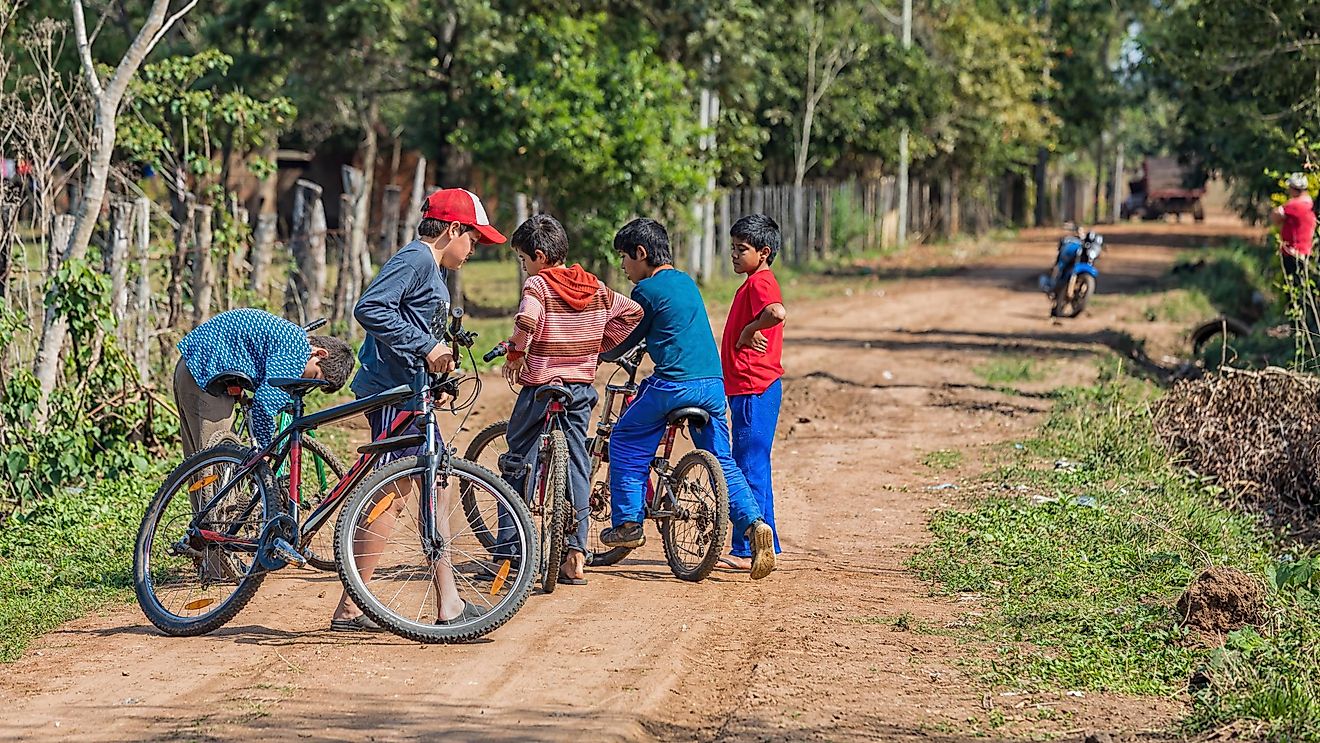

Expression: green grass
xmin=921 ymin=449 xmax=964 ymax=470
xmin=973 ymin=355 xmax=1046 ymax=384
xmin=0 ymin=466 xmax=164 ymax=662
xmin=912 ymin=360 xmax=1320 ymax=740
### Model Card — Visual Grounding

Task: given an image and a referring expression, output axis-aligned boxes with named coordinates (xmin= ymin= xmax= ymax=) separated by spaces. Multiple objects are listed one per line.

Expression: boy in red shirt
xmin=720 ymin=214 xmax=788 ymax=571
xmin=1272 ymin=172 xmax=1317 ymax=284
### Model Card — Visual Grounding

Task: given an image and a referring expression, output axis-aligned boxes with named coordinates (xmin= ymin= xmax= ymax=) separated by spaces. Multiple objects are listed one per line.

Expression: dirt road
xmin=0 ymin=219 xmax=1258 ymax=741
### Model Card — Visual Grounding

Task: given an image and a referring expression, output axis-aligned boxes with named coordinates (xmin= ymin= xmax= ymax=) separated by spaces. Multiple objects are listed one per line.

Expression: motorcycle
xmin=1039 ymin=228 xmax=1103 ymax=318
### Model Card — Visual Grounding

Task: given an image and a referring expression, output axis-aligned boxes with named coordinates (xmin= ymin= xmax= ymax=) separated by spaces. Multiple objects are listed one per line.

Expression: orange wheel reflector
xmin=184 ymin=598 xmax=216 ymax=610
xmin=490 ymin=560 xmax=512 ymax=596
xmin=188 ymin=474 xmax=218 ymax=492
xmin=365 ymin=493 xmax=396 ymax=525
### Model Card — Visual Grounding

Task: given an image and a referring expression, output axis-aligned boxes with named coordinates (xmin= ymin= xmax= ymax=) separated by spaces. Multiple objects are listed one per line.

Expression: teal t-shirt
xmin=613 ymin=268 xmax=721 ymax=381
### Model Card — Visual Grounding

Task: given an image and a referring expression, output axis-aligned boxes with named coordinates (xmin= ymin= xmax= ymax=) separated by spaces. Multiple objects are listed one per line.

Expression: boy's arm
xmin=507 ymin=280 xmax=546 ymax=361
xmin=600 ymin=289 xmax=644 ymax=354
xmin=736 ymin=275 xmax=787 ymax=351
xmin=353 ymin=261 xmax=438 ymax=361
xmin=250 ymin=385 xmax=291 ymax=448
xmin=599 ymin=289 xmax=652 ymax=363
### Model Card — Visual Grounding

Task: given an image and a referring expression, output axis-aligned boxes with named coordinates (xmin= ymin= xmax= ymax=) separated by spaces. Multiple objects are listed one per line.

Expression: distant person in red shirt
xmin=719 ymin=214 xmax=787 ymax=571
xmin=1271 ymin=172 xmax=1316 ymax=283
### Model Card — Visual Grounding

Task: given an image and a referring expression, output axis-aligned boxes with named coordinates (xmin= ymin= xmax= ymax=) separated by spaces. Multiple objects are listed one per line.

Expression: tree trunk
xmin=133 ymin=197 xmax=151 ymax=383
xmin=191 ymin=205 xmax=214 ymax=326
xmin=0 ymin=203 xmax=15 ymax=300
xmin=514 ymin=192 xmax=529 ymax=296
xmin=36 ymin=0 xmax=194 ymax=418
xmin=350 ymin=103 xmax=378 ymax=290
xmin=1112 ymin=143 xmax=1125 ymax=224
xmin=949 ymin=169 xmax=961 ymax=236
xmin=1093 ymin=135 xmax=1104 ymax=226
xmin=332 ymin=192 xmax=358 ymax=330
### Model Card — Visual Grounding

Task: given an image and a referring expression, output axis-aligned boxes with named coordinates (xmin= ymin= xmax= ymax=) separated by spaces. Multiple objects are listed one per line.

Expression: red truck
xmin=1120 ymin=157 xmax=1206 ymax=222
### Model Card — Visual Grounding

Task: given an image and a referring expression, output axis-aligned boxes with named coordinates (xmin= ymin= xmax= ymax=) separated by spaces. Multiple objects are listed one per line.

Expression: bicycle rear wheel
xmin=288 ymin=438 xmax=347 ymax=571
xmin=659 ymin=450 xmax=729 ymax=582
xmin=133 ymin=444 xmax=276 ymax=636
xmin=538 ymin=430 xmax=569 ymax=594
xmin=460 ymin=420 xmax=508 ymax=550
xmin=335 ymin=456 xmax=537 ymax=643
xmin=585 ymin=458 xmax=632 ymax=567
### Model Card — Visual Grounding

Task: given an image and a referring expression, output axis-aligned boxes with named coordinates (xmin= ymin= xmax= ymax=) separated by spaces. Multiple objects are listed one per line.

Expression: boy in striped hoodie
xmin=499 ymin=214 xmax=643 ymax=584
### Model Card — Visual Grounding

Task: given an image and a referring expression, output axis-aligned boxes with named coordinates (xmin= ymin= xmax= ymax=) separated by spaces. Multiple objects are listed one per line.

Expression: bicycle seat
xmin=666 ymin=407 xmax=710 ymax=429
xmin=534 ymin=385 xmax=572 ymax=405
xmin=268 ymin=377 xmax=332 ymax=397
xmin=204 ymin=370 xmax=255 ymax=397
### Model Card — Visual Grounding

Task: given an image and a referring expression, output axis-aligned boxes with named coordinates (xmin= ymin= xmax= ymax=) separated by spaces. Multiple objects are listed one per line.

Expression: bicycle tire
xmin=133 ymin=444 xmax=277 ymax=636
xmin=460 ymin=420 xmax=509 ymax=550
xmin=294 ymin=438 xmax=348 ymax=571
xmin=539 ymin=430 xmax=570 ymax=594
xmin=660 ymin=449 xmax=729 ymax=582
xmin=335 ymin=456 xmax=537 ymax=643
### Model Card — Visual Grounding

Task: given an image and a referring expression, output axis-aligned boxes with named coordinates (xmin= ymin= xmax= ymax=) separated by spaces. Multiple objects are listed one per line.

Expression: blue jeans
xmin=608 ymin=376 xmax=764 ymax=536
xmin=728 ymin=379 xmax=782 ymax=557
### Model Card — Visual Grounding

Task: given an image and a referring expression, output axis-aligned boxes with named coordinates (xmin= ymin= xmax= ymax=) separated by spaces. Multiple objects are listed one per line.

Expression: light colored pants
xmin=172 ymin=358 xmax=236 ymax=457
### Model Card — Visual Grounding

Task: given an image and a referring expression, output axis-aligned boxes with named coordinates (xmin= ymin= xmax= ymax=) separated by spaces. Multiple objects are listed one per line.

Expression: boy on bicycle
xmin=719 ymin=215 xmax=787 ymax=572
xmin=598 ymin=218 xmax=777 ymax=580
xmin=499 ymin=213 xmax=643 ymax=584
xmin=331 ymin=187 xmax=505 ymax=631
xmin=174 ymin=308 xmax=354 ymax=455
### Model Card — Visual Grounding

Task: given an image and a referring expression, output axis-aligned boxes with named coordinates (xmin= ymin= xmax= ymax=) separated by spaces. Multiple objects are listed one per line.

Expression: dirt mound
xmin=1176 ymin=566 xmax=1265 ymax=634
xmin=1155 ymin=367 xmax=1320 ymax=519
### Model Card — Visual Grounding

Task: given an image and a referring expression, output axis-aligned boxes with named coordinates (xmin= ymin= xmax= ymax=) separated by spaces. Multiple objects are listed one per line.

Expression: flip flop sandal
xmin=436 ymin=600 xmax=488 ymax=626
xmin=717 ymin=556 xmax=750 ymax=571
xmin=556 ymin=573 xmax=588 ymax=586
xmin=329 ymin=614 xmax=385 ymax=632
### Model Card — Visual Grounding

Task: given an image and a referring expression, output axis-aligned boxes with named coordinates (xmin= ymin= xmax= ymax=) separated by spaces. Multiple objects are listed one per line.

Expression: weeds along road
xmin=0 ymin=218 xmax=1257 ymax=742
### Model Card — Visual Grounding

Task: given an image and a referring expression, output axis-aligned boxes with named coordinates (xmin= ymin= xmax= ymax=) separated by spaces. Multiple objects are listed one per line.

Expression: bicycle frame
xmin=524 ymin=399 xmax=568 ymax=514
xmin=586 ymin=356 xmax=683 ymax=518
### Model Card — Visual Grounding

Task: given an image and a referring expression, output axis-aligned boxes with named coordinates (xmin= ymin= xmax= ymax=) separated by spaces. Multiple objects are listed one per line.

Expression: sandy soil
xmin=0 ymin=217 xmax=1262 ymax=742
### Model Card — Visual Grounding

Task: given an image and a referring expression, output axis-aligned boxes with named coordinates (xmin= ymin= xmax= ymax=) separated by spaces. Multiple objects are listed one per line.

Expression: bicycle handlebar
xmin=483 ymin=340 xmax=513 ymax=363
xmin=302 ymin=317 xmax=327 ymax=333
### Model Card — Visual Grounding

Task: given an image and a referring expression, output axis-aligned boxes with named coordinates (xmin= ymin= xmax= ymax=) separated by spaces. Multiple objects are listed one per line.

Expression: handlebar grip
xmin=483 ymin=340 xmax=512 ymax=363
xmin=303 ymin=318 xmax=327 ymax=333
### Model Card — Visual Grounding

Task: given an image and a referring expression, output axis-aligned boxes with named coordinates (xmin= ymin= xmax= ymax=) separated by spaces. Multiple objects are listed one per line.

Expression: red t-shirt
xmin=721 ymin=269 xmax=785 ymax=396
xmin=1281 ymin=195 xmax=1316 ymax=257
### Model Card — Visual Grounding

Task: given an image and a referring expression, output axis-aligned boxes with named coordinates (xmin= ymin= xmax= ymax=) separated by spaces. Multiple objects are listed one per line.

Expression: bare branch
xmin=70 ymin=0 xmax=103 ymax=98
xmin=146 ymin=0 xmax=200 ymax=53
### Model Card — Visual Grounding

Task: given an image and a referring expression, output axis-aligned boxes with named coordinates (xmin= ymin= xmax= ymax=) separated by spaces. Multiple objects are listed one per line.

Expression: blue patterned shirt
xmin=177 ymin=309 xmax=310 ymax=447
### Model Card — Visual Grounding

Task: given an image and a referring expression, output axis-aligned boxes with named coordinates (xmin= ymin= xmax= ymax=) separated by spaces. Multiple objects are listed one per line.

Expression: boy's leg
xmin=496 ymin=387 xmax=546 ymax=557
xmin=606 ymin=378 xmax=676 ymax=538
xmin=729 ymin=380 xmax=783 ymax=558
xmin=561 ymin=383 xmax=599 ymax=558
xmin=172 ymin=359 xmax=233 ymax=458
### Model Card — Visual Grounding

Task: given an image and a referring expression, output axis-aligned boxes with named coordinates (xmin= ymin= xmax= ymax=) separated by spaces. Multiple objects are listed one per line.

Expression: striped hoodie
xmin=508 ymin=264 xmax=643 ymax=386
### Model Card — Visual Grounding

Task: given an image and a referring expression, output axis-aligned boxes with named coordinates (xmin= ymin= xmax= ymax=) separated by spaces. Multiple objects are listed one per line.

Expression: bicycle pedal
xmin=271 ymin=538 xmax=308 ymax=568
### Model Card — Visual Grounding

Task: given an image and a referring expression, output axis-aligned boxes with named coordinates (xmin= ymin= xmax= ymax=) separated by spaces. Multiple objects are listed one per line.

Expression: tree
xmin=32 ymin=0 xmax=198 ymax=422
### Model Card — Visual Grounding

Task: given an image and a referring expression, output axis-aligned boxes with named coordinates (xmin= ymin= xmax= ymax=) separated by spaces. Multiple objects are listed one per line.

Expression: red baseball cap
xmin=423 ymin=188 xmax=506 ymax=244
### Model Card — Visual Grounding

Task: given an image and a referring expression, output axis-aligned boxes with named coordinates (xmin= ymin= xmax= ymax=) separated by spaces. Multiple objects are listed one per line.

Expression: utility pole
xmin=896 ymin=0 xmax=912 ymax=246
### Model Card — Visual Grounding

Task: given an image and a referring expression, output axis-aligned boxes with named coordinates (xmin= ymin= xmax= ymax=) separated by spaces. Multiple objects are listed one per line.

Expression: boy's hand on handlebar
xmin=426 ymin=342 xmax=456 ymax=374
xmin=503 ymin=356 xmax=524 ymax=385
xmin=737 ymin=327 xmax=769 ymax=353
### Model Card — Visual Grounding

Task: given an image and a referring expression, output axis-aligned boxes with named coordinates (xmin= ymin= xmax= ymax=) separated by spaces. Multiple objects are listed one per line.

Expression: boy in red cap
xmin=496 ymin=214 xmax=643 ymax=584
xmin=331 ymin=187 xmax=506 ymax=631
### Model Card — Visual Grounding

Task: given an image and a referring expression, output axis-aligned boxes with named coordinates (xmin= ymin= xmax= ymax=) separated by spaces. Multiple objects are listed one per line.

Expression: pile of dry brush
xmin=1155 ymin=367 xmax=1320 ymax=533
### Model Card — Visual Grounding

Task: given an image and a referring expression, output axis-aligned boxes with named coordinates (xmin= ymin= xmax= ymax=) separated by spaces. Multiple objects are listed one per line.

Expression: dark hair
xmin=511 ymin=213 xmax=569 ymax=265
xmin=730 ymin=214 xmax=782 ymax=265
xmin=418 ymin=217 xmax=474 ymax=239
xmin=612 ymin=218 xmax=673 ymax=267
xmin=309 ymin=335 xmax=355 ymax=392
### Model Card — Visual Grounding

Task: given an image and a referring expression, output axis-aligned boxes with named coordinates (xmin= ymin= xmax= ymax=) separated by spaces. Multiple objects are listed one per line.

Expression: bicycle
xmin=466 ymin=341 xmax=729 ymax=582
xmin=133 ymin=310 xmax=538 ymax=642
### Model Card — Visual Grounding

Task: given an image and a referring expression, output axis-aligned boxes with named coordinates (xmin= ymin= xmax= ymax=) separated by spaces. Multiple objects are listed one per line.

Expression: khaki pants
xmin=172 ymin=358 xmax=237 ymax=457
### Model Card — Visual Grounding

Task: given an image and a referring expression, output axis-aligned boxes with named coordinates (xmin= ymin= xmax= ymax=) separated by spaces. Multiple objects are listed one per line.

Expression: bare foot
xmin=560 ymin=550 xmax=586 ymax=581
xmin=719 ymin=555 xmax=752 ymax=571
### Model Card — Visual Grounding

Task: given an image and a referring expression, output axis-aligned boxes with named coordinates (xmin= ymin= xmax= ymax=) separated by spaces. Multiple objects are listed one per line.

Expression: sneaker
xmin=747 ymin=521 xmax=777 ymax=580
xmin=599 ymin=522 xmax=645 ymax=549
xmin=330 ymin=614 xmax=386 ymax=632
xmin=437 ymin=600 xmax=487 ymax=626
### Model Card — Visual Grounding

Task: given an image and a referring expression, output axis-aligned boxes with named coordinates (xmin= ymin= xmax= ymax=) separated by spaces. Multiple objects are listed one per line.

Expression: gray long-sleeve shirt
xmin=350 ymin=240 xmax=450 ymax=398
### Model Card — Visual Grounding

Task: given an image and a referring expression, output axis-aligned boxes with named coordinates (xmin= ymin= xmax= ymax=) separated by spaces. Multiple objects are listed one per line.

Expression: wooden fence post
xmin=191 ymin=205 xmax=214 ymax=326
xmin=133 ymin=197 xmax=151 ymax=383
xmin=401 ymin=157 xmax=426 ymax=246
xmin=250 ymin=212 xmax=276 ymax=297
xmin=288 ymin=180 xmax=327 ymax=323
xmin=378 ymin=184 xmax=402 ymax=263
xmin=167 ymin=194 xmax=195 ymax=329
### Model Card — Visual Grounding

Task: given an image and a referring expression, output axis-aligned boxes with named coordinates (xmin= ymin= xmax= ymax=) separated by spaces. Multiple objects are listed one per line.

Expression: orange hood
xmin=539 ymin=264 xmax=600 ymax=310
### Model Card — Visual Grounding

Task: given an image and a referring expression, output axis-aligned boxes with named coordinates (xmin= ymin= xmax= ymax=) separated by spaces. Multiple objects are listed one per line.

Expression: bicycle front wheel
xmin=335 ymin=456 xmax=537 ymax=643
xmin=659 ymin=450 xmax=729 ymax=582
xmin=133 ymin=444 xmax=276 ymax=636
